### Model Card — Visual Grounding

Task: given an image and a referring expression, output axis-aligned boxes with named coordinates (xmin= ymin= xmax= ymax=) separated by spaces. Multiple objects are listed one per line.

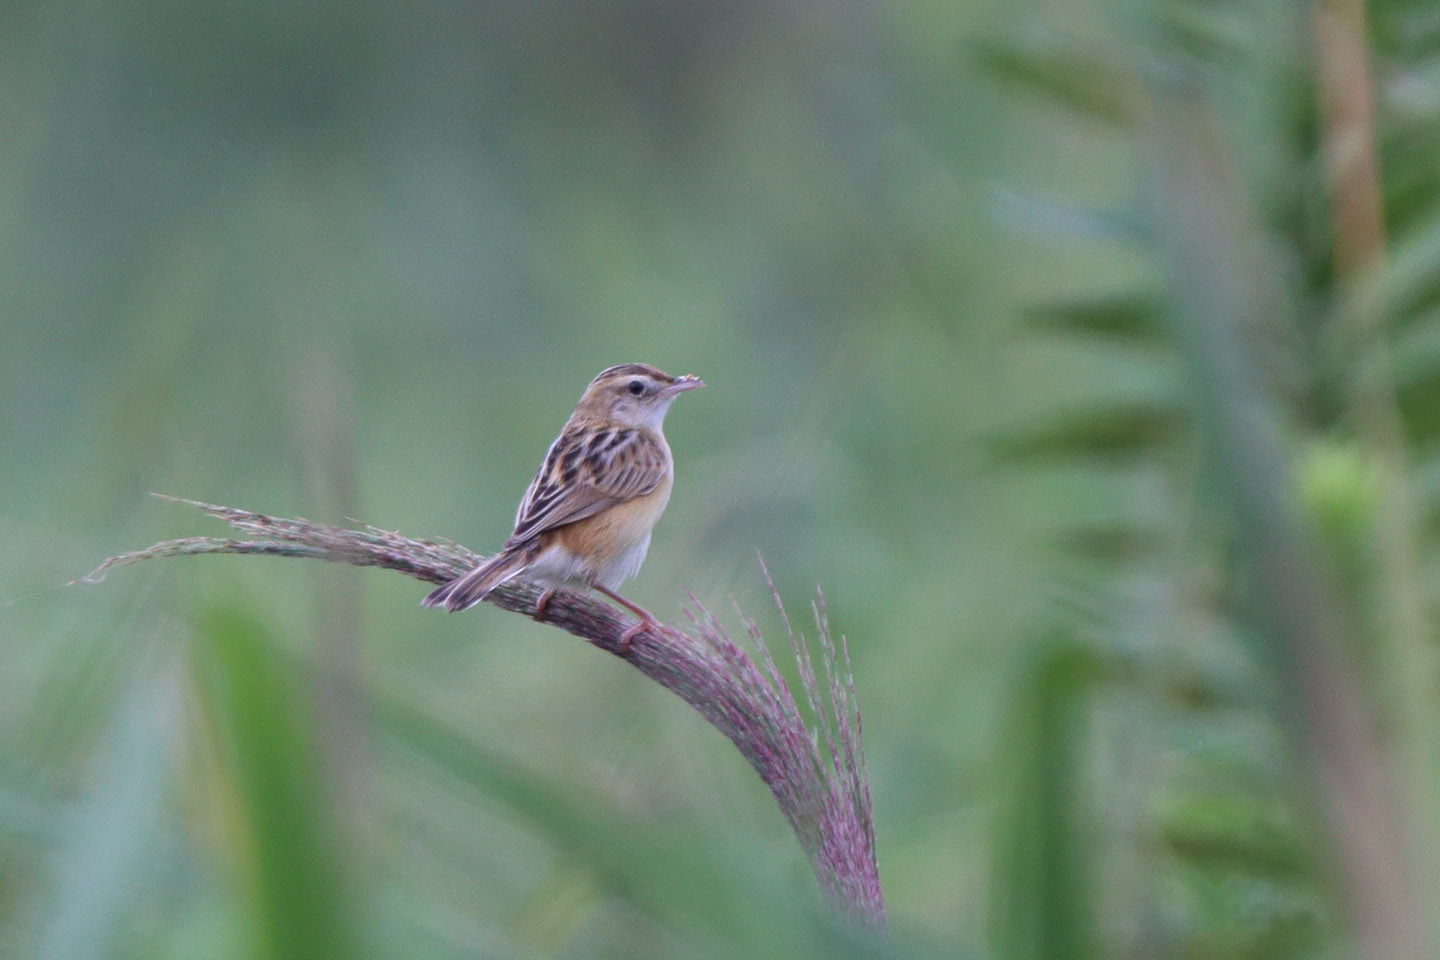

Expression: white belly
xmin=593 ymin=531 xmax=652 ymax=590
xmin=525 ymin=530 xmax=653 ymax=591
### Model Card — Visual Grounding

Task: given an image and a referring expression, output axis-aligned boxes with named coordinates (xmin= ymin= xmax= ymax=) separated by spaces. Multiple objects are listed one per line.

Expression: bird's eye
xmin=627 ymin=380 xmax=645 ymax=396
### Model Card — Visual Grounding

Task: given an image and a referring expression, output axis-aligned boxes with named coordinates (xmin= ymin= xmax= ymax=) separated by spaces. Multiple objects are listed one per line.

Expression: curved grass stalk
xmin=78 ymin=495 xmax=885 ymax=929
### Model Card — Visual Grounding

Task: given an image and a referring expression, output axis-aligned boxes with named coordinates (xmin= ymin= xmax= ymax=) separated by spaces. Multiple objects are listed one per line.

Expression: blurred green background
xmin=6 ymin=0 xmax=1440 ymax=957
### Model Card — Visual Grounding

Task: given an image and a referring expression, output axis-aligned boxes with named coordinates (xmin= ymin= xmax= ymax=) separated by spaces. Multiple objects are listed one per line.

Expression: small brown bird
xmin=423 ymin=363 xmax=704 ymax=647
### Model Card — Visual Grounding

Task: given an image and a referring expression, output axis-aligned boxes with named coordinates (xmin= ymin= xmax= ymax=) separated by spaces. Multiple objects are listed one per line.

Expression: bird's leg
xmin=533 ymin=586 xmax=557 ymax=621
xmin=592 ymin=585 xmax=660 ymax=652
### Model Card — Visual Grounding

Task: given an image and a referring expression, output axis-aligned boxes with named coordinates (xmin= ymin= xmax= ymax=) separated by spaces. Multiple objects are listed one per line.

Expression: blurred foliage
xmin=189 ymin=608 xmax=363 ymax=960
xmin=4 ymin=0 xmax=1440 ymax=957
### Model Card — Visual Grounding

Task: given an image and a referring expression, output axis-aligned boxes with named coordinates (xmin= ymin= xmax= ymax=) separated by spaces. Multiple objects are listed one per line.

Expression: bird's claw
xmin=618 ymin=616 xmax=658 ymax=653
xmin=534 ymin=587 xmax=556 ymax=620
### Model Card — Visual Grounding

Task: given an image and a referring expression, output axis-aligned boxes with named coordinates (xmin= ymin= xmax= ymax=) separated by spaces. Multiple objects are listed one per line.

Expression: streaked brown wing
xmin=507 ymin=425 xmax=667 ymax=545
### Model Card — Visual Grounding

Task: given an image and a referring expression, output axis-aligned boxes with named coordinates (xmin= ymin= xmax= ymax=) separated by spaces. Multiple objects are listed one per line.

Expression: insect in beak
xmin=662 ymin=375 xmax=705 ymax=396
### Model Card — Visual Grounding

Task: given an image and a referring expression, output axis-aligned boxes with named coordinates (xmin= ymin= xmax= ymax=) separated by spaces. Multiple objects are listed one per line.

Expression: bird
xmin=422 ymin=363 xmax=704 ymax=649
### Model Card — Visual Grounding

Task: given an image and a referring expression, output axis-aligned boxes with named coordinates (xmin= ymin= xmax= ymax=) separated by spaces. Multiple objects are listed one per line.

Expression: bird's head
xmin=574 ymin=363 xmax=705 ymax=429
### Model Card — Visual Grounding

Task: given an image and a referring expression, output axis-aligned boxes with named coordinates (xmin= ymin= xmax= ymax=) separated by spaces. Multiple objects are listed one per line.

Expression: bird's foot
xmin=534 ymin=587 xmax=556 ymax=620
xmin=592 ymin=584 xmax=659 ymax=654
xmin=618 ymin=614 xmax=659 ymax=654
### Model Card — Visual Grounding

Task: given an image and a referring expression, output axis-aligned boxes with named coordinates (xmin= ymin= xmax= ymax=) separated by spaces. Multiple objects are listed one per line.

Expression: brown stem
xmin=1314 ymin=0 xmax=1385 ymax=278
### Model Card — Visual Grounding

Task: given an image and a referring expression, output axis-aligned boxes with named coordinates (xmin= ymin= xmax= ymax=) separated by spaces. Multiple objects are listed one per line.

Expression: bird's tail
xmin=421 ymin=544 xmax=535 ymax=612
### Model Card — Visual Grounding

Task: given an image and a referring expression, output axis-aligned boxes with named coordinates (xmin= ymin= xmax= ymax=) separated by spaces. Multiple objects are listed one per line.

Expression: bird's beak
xmin=663 ymin=375 xmax=705 ymax=396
